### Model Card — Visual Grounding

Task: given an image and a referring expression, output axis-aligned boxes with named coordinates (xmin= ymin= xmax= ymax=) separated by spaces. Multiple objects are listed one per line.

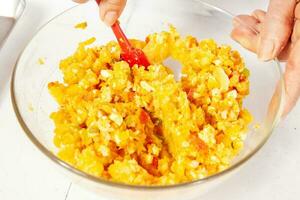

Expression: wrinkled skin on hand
xmin=231 ymin=0 xmax=300 ymax=116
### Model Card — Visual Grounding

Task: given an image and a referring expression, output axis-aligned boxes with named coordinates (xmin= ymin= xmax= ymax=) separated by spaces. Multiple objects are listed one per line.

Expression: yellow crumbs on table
xmin=38 ymin=58 xmax=45 ymax=65
xmin=28 ymin=103 xmax=34 ymax=112
xmin=48 ymin=26 xmax=253 ymax=185
xmin=74 ymin=21 xmax=88 ymax=30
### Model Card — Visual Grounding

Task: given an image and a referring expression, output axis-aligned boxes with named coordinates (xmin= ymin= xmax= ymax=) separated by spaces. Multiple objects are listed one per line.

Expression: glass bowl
xmin=11 ymin=0 xmax=285 ymax=200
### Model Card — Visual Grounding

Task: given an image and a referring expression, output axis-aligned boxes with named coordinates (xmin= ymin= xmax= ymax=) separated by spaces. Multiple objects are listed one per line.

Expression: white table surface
xmin=0 ymin=0 xmax=299 ymax=199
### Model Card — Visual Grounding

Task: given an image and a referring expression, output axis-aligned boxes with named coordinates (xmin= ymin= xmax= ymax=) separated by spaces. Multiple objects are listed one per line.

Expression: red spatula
xmin=95 ymin=0 xmax=150 ymax=68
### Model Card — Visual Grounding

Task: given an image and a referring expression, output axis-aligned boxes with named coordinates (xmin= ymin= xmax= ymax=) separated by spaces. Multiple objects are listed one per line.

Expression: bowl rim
xmin=11 ymin=0 xmax=285 ymax=190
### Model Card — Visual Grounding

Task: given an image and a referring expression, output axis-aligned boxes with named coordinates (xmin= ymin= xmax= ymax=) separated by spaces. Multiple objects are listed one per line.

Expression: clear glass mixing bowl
xmin=11 ymin=0 xmax=285 ymax=200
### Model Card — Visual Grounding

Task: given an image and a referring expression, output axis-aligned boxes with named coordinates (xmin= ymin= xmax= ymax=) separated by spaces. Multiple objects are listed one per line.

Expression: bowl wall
xmin=12 ymin=1 xmax=284 ymax=199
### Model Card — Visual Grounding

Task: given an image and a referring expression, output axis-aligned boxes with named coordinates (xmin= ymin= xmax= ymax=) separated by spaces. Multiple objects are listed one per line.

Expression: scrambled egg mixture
xmin=48 ymin=27 xmax=252 ymax=185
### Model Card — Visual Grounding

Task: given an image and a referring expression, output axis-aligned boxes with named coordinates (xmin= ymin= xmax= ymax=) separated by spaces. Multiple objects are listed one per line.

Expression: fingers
xmin=292 ymin=20 xmax=300 ymax=44
xmin=99 ymin=0 xmax=127 ymax=26
xmin=231 ymin=2 xmax=300 ymax=116
xmin=291 ymin=3 xmax=300 ymax=44
xmin=231 ymin=13 xmax=292 ymax=61
xmin=282 ymin=39 xmax=300 ymax=116
xmin=231 ymin=15 xmax=261 ymax=53
xmin=233 ymin=15 xmax=261 ymax=33
xmin=73 ymin=0 xmax=127 ymax=26
xmin=72 ymin=0 xmax=88 ymax=3
xmin=231 ymin=25 xmax=259 ymax=53
xmin=258 ymin=0 xmax=296 ymax=61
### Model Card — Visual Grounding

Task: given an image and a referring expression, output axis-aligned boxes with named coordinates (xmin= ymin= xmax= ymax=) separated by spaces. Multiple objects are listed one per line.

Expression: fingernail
xmin=258 ymin=39 xmax=276 ymax=61
xmin=104 ymin=11 xmax=118 ymax=26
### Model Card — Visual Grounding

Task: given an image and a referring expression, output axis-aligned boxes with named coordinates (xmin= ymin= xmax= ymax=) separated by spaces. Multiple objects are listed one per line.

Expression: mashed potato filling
xmin=48 ymin=27 xmax=252 ymax=185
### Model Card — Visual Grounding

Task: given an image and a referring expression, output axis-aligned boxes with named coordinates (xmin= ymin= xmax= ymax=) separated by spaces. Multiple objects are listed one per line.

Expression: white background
xmin=0 ymin=0 xmax=299 ymax=200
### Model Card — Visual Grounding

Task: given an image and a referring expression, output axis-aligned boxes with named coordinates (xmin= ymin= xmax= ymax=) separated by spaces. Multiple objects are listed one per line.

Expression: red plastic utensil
xmin=95 ymin=0 xmax=150 ymax=68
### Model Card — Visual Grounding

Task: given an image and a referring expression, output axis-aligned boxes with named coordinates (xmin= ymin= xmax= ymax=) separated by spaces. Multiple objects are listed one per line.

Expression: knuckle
xmin=251 ymin=9 xmax=266 ymax=22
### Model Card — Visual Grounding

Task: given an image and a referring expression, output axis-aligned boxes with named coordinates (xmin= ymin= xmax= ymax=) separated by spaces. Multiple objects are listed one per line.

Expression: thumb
xmin=258 ymin=0 xmax=296 ymax=61
xmin=282 ymin=39 xmax=300 ymax=116
xmin=99 ymin=0 xmax=127 ymax=26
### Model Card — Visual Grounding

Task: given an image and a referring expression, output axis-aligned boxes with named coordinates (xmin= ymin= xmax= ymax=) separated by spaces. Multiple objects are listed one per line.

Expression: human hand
xmin=73 ymin=0 xmax=127 ymax=26
xmin=231 ymin=0 xmax=300 ymax=116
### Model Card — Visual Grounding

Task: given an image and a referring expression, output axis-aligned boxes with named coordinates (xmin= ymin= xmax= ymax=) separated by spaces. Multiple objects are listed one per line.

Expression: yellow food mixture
xmin=48 ymin=27 xmax=252 ymax=185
